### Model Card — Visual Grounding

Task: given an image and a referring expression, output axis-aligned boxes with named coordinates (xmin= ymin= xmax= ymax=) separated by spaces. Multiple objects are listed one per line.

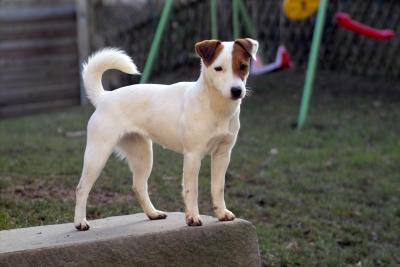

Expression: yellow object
xmin=283 ymin=0 xmax=320 ymax=21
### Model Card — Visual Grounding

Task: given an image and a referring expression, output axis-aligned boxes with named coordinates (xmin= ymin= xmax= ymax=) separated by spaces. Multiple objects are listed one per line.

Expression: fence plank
xmin=0 ymin=2 xmax=80 ymax=117
xmin=0 ymin=85 xmax=79 ymax=106
xmin=76 ymin=0 xmax=91 ymax=104
xmin=0 ymin=5 xmax=75 ymax=23
xmin=0 ymin=65 xmax=78 ymax=83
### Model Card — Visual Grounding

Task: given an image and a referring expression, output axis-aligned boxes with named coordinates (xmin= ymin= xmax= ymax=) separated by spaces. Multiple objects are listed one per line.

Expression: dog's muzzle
xmin=230 ymin=87 xmax=242 ymax=100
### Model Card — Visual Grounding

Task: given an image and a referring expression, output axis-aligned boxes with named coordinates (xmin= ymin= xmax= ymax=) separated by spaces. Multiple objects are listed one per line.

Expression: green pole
xmin=237 ymin=0 xmax=256 ymax=37
xmin=297 ymin=0 xmax=329 ymax=129
xmin=232 ymin=0 xmax=240 ymax=38
xmin=140 ymin=0 xmax=173 ymax=84
xmin=210 ymin=0 xmax=218 ymax=39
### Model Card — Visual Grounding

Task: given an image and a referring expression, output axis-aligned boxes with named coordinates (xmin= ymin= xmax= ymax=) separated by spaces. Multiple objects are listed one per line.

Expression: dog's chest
xmin=203 ymin=117 xmax=238 ymax=154
xmin=213 ymin=118 xmax=233 ymax=135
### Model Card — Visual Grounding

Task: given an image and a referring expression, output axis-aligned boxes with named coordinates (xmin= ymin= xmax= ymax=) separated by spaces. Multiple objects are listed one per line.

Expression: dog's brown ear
xmin=234 ymin=38 xmax=258 ymax=60
xmin=195 ymin=40 xmax=222 ymax=66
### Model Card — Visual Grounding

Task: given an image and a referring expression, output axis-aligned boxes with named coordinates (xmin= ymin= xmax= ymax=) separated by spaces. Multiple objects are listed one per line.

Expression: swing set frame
xmin=296 ymin=0 xmax=395 ymax=129
xmin=139 ymin=0 xmax=255 ymax=85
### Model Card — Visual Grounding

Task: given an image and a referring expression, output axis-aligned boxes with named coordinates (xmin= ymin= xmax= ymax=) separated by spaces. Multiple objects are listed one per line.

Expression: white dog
xmin=74 ymin=38 xmax=258 ymax=230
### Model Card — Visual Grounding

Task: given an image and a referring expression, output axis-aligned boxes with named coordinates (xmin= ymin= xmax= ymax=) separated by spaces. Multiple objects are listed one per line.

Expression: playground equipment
xmin=251 ymin=46 xmax=292 ymax=75
xmin=140 ymin=0 xmax=173 ymax=84
xmin=296 ymin=0 xmax=396 ymax=129
xmin=335 ymin=12 xmax=395 ymax=40
xmin=249 ymin=1 xmax=293 ymax=75
xmin=141 ymin=0 xmax=292 ymax=83
xmin=283 ymin=0 xmax=320 ymax=21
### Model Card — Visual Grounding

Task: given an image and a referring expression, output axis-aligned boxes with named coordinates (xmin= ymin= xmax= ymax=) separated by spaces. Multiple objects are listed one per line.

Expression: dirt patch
xmin=0 ymin=179 xmax=133 ymax=204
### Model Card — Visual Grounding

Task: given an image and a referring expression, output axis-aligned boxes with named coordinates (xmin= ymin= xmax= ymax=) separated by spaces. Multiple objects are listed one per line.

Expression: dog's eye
xmin=214 ymin=66 xmax=223 ymax=72
xmin=240 ymin=63 xmax=248 ymax=71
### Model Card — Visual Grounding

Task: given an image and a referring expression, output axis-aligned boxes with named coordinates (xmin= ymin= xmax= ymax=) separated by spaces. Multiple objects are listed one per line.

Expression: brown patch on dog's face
xmin=195 ymin=40 xmax=224 ymax=66
xmin=232 ymin=39 xmax=252 ymax=80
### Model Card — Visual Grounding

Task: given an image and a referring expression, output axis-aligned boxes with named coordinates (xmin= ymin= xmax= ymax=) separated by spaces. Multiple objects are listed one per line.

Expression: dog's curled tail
xmin=82 ymin=48 xmax=140 ymax=107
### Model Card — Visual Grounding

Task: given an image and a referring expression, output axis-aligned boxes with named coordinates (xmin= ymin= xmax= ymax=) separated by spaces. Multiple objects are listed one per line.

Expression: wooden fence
xmin=0 ymin=2 xmax=80 ymax=118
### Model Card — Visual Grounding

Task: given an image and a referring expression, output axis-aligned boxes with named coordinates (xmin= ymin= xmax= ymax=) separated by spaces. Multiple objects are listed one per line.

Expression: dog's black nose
xmin=231 ymin=87 xmax=242 ymax=99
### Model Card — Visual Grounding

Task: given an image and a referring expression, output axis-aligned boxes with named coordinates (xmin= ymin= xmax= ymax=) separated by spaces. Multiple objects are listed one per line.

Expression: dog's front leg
xmin=211 ymin=146 xmax=236 ymax=221
xmin=182 ymin=152 xmax=202 ymax=226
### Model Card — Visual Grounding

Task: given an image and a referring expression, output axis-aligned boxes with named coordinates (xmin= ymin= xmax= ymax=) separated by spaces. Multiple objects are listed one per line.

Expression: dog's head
xmin=195 ymin=38 xmax=258 ymax=100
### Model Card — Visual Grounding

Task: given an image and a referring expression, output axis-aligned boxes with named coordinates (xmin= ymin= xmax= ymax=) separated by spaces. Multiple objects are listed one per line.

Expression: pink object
xmin=335 ymin=12 xmax=395 ymax=40
xmin=250 ymin=45 xmax=293 ymax=75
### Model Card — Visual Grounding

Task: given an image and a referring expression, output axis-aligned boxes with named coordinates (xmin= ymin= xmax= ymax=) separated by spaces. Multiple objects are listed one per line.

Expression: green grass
xmin=1 ymin=70 xmax=399 ymax=266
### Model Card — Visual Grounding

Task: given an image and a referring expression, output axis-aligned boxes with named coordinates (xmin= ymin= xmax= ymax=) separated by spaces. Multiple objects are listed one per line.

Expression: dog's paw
xmin=185 ymin=214 xmax=202 ymax=226
xmin=75 ymin=218 xmax=90 ymax=231
xmin=147 ymin=210 xmax=168 ymax=220
xmin=216 ymin=209 xmax=236 ymax=221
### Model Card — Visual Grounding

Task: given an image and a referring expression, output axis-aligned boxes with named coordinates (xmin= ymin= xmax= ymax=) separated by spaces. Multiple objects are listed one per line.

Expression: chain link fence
xmin=88 ymin=0 xmax=400 ymax=82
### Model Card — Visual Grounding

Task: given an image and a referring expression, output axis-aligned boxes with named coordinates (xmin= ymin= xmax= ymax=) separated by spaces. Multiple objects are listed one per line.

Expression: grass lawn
xmin=1 ymin=70 xmax=399 ymax=266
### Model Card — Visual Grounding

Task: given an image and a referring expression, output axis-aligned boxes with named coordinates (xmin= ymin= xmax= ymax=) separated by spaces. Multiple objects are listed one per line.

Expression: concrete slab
xmin=0 ymin=212 xmax=261 ymax=266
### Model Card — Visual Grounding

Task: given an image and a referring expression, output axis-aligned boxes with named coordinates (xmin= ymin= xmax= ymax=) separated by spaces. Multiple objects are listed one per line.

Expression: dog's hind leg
xmin=74 ymin=118 xmax=119 ymax=231
xmin=118 ymin=134 xmax=167 ymax=220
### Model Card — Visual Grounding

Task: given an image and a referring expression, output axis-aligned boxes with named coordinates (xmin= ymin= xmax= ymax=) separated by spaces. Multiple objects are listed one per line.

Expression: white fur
xmin=246 ymin=38 xmax=259 ymax=60
xmin=74 ymin=41 xmax=257 ymax=230
xmin=82 ymin=48 xmax=140 ymax=106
